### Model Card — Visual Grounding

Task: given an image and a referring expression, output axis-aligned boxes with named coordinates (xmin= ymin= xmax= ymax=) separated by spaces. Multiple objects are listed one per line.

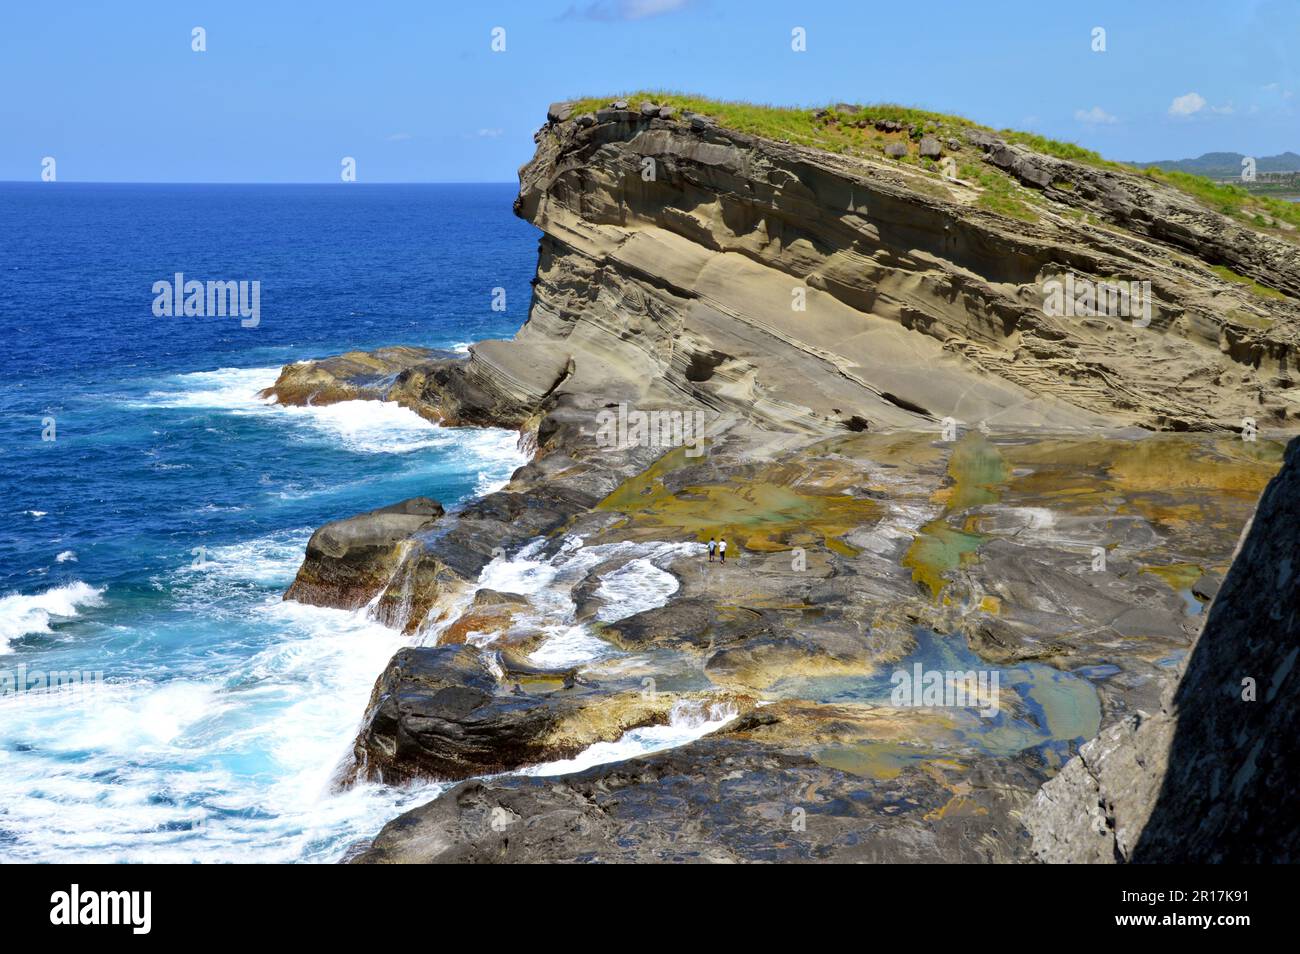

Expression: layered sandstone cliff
xmin=262 ymin=96 xmax=1299 ymax=863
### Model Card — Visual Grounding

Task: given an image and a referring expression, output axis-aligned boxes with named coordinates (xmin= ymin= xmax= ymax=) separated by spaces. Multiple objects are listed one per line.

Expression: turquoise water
xmin=0 ymin=183 xmax=535 ymax=861
xmin=770 ymin=627 xmax=1103 ymax=761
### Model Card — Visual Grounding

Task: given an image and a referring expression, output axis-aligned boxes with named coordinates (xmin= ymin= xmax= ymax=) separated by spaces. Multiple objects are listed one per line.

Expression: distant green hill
xmin=1135 ymin=151 xmax=1300 ymax=180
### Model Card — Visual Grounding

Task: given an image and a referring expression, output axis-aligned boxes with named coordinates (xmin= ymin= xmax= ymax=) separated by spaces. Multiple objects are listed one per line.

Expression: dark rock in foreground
xmin=352 ymin=736 xmax=1039 ymax=864
xmin=349 ymin=644 xmax=678 ymax=784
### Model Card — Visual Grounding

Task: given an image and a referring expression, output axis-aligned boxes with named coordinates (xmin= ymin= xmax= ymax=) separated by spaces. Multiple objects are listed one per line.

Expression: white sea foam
xmin=0 ymin=595 xmax=446 ymax=863
xmin=468 ymin=429 xmax=526 ymax=495
xmin=55 ymin=551 xmax=77 ymax=563
xmin=138 ymin=366 xmax=280 ymax=411
xmin=593 ymin=557 xmax=681 ymax=622
xmin=0 ymin=581 xmax=106 ymax=654
xmin=522 ymin=699 xmax=738 ymax=777
xmin=473 ymin=537 xmax=696 ymax=667
xmin=132 ymin=366 xmax=528 ymax=468
xmin=275 ymin=399 xmax=445 ymax=454
xmin=182 ymin=529 xmax=312 ymax=587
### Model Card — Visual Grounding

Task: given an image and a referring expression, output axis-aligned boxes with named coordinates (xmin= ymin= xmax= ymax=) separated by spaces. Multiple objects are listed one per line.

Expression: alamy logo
xmin=1042 ymin=273 xmax=1151 ymax=328
xmin=595 ymin=403 xmax=708 ymax=457
xmin=890 ymin=664 xmax=1000 ymax=718
xmin=152 ymin=273 xmax=261 ymax=328
xmin=1 ymin=665 xmax=103 ymax=703
xmin=50 ymin=884 xmax=151 ymax=935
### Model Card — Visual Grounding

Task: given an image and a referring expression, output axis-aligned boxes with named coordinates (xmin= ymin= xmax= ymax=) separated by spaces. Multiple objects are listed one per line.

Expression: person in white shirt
xmin=719 ymin=538 xmax=727 ymax=564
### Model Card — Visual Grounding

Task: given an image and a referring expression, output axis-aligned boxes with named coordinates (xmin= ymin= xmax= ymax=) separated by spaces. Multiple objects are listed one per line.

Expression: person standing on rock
xmin=708 ymin=537 xmax=716 ymax=562
xmin=719 ymin=537 xmax=727 ymax=564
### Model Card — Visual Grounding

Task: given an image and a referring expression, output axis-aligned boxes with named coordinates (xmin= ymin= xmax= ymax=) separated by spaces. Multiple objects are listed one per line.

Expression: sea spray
xmin=0 ymin=581 xmax=106 ymax=652
xmin=520 ymin=697 xmax=739 ymax=778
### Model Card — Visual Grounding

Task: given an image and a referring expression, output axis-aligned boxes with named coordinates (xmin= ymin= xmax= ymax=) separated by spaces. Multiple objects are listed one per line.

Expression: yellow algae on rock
xmin=595 ymin=445 xmax=882 ymax=554
xmin=903 ymin=520 xmax=984 ymax=598
xmin=1137 ymin=562 xmax=1203 ymax=595
xmin=904 ymin=433 xmax=1011 ymax=599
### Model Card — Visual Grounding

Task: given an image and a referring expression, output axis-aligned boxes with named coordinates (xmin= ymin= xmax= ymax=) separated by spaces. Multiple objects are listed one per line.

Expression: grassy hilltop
xmin=567 ymin=91 xmax=1300 ymax=237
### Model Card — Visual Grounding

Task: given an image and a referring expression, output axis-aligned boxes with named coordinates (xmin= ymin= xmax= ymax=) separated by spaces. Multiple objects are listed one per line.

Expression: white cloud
xmin=386 ymin=132 xmax=413 ymax=142
xmin=562 ymin=0 xmax=689 ymax=20
xmin=1168 ymin=92 xmax=1235 ymax=118
xmin=1074 ymin=106 xmax=1117 ymax=125
xmin=476 ymin=128 xmax=504 ymax=138
xmin=1168 ymin=92 xmax=1206 ymax=116
xmin=622 ymin=0 xmax=688 ymax=16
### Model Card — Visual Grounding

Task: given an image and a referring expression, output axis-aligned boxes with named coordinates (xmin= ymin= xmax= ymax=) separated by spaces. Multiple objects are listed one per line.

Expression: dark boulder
xmin=284 ymin=498 xmax=443 ymax=609
xmin=350 ymin=644 xmax=673 ymax=784
xmin=601 ymin=597 xmax=719 ymax=651
xmin=964 ymin=127 xmax=1003 ymax=150
xmin=987 ymin=144 xmax=1055 ymax=189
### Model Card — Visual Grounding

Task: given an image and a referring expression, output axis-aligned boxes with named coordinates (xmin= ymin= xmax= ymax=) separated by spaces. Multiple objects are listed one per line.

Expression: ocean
xmin=0 ymin=182 xmax=541 ymax=862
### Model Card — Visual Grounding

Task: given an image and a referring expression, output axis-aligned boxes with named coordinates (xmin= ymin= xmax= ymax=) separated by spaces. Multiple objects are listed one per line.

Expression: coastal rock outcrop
xmin=352 ymin=706 xmax=1042 ymax=863
xmin=1025 ymin=435 xmax=1300 ymax=863
xmin=259 ymin=346 xmax=438 ymax=406
xmin=265 ymin=95 xmax=1300 ymax=864
xmin=513 ymin=100 xmax=1300 ymax=434
xmin=349 ymin=643 xmax=686 ymax=783
xmin=283 ymin=497 xmax=444 ymax=610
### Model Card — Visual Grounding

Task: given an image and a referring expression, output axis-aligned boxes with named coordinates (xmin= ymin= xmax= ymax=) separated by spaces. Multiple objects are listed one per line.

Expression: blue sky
xmin=2 ymin=0 xmax=1296 ymax=182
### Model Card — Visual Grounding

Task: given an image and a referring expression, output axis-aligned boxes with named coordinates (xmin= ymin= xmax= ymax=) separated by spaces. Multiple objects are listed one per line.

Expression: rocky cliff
xmin=511 ymin=98 xmax=1299 ymax=433
xmin=262 ymin=95 xmax=1299 ymax=863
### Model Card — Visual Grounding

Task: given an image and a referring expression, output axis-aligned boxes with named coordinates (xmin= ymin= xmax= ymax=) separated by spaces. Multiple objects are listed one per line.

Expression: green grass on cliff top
xmin=569 ymin=92 xmax=976 ymax=150
xmin=568 ymin=92 xmax=1300 ymax=236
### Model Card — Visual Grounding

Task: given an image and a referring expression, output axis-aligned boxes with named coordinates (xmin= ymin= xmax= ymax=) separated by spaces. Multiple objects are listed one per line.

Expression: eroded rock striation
xmin=262 ymin=97 xmax=1300 ymax=862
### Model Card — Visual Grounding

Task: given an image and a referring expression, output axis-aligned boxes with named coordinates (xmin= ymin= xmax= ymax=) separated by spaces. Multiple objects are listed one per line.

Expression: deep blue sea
xmin=0 ymin=183 xmax=538 ymax=861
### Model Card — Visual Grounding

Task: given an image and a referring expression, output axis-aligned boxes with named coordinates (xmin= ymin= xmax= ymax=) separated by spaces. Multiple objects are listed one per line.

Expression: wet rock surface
xmin=1026 ymin=436 xmax=1300 ymax=863
xmin=258 ymin=346 xmax=440 ymax=406
xmin=353 ymin=730 xmax=1042 ymax=863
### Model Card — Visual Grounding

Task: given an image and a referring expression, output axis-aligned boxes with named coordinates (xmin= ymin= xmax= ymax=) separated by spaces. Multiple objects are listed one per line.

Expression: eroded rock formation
xmin=284 ymin=497 xmax=444 ymax=610
xmin=261 ymin=97 xmax=1300 ymax=862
